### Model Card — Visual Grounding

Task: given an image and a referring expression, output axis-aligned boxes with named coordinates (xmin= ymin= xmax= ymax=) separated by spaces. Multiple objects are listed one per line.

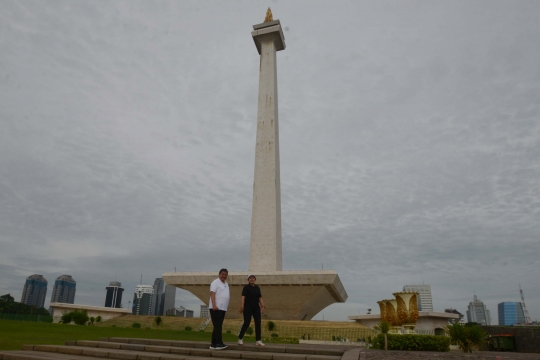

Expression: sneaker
xmin=210 ymin=344 xmax=217 ymax=350
xmin=256 ymin=341 xmax=265 ymax=347
xmin=216 ymin=344 xmax=228 ymax=350
xmin=238 ymin=338 xmax=243 ymax=345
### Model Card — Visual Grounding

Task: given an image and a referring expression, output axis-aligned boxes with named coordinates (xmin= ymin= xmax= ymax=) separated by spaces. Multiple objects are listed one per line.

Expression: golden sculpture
xmin=264 ymin=7 xmax=273 ymax=22
xmin=377 ymin=300 xmax=387 ymax=322
xmin=385 ymin=299 xmax=401 ymax=326
xmin=393 ymin=292 xmax=419 ymax=333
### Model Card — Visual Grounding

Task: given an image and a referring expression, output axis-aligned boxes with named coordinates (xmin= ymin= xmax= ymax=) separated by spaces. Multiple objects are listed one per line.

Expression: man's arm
xmin=210 ymin=291 xmax=218 ymax=311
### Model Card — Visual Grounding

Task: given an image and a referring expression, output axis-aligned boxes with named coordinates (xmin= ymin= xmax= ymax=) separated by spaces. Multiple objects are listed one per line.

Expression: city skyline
xmin=1 ymin=1 xmax=539 ymax=322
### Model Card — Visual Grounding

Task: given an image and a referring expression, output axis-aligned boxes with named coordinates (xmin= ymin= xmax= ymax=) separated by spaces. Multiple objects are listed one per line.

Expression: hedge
xmin=372 ymin=333 xmax=450 ymax=352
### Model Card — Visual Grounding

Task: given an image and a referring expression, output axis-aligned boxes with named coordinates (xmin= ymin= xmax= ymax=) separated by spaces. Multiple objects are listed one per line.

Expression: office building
xmin=50 ymin=275 xmax=76 ymax=304
xmin=105 ymin=281 xmax=124 ymax=308
xmin=498 ymin=302 xmax=525 ymax=326
xmin=403 ymin=284 xmax=433 ymax=311
xmin=152 ymin=278 xmax=165 ymax=316
xmin=165 ymin=306 xmax=193 ymax=317
xmin=466 ymin=294 xmax=491 ymax=325
xmin=21 ymin=274 xmax=48 ymax=309
xmin=132 ymin=285 xmax=153 ymax=315
xmin=163 ymin=284 xmax=176 ymax=314
xmin=200 ymin=305 xmax=209 ymax=318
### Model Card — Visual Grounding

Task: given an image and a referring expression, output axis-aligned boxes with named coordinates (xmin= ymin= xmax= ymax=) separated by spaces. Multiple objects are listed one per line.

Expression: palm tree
xmin=465 ymin=325 xmax=489 ymax=352
xmin=446 ymin=323 xmax=470 ymax=353
xmin=374 ymin=321 xmax=391 ymax=350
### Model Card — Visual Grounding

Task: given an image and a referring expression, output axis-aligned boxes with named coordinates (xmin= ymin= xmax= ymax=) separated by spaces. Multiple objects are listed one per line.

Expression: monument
xmin=163 ymin=9 xmax=347 ymax=320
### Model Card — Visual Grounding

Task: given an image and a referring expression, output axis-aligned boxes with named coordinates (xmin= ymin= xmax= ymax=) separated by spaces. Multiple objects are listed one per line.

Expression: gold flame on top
xmin=264 ymin=8 xmax=273 ymax=22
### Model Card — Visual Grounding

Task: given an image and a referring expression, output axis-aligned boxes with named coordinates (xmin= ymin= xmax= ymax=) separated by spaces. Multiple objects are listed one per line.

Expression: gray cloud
xmin=1 ymin=0 xmax=539 ymax=322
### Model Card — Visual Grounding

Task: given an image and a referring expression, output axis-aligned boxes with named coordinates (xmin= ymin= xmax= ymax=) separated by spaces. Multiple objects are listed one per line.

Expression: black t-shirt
xmin=242 ymin=284 xmax=262 ymax=308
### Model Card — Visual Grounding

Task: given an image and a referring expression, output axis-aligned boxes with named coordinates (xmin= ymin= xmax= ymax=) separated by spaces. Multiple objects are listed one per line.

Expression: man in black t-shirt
xmin=238 ymin=274 xmax=266 ymax=346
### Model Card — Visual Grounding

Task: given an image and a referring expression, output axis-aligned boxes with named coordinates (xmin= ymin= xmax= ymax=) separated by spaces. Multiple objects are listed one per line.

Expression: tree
xmin=374 ymin=321 xmax=391 ymax=351
xmin=154 ymin=316 xmax=162 ymax=328
xmin=0 ymin=294 xmax=15 ymax=302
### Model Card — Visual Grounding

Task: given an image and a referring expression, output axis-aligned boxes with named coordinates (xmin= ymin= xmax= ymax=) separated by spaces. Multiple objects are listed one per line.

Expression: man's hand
xmin=239 ymin=307 xmax=244 ymax=314
xmin=212 ymin=305 xmax=218 ymax=311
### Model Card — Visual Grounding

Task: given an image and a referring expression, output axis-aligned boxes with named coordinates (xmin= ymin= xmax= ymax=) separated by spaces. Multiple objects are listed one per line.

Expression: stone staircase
xmin=0 ymin=337 xmax=358 ymax=360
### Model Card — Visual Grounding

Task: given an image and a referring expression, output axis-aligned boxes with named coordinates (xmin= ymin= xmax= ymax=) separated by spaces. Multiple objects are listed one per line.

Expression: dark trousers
xmin=238 ymin=305 xmax=261 ymax=341
xmin=210 ymin=309 xmax=226 ymax=345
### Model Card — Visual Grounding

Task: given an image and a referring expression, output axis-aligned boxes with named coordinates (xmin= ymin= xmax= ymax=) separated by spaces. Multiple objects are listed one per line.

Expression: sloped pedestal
xmin=163 ymin=270 xmax=347 ymax=320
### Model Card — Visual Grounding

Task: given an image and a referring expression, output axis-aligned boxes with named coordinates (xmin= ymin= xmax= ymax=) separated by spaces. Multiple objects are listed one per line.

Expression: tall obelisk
xmin=249 ymin=8 xmax=286 ymax=272
xmin=163 ymin=10 xmax=347 ymax=320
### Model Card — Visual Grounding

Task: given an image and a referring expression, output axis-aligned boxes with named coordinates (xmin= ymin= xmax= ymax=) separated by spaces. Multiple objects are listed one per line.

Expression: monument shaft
xmin=250 ymin=23 xmax=285 ymax=272
xmin=164 ymin=14 xmax=347 ymax=320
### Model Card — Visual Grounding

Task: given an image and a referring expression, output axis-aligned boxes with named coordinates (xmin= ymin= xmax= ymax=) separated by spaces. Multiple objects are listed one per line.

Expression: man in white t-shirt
xmin=209 ymin=268 xmax=230 ymax=350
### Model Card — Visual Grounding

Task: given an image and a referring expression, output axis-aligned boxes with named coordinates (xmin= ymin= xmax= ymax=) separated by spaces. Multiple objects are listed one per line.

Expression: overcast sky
xmin=1 ymin=0 xmax=539 ymax=323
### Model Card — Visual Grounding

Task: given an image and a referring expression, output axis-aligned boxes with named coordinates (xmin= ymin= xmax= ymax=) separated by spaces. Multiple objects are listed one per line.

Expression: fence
xmin=0 ymin=313 xmax=53 ymax=323
xmin=218 ymin=323 xmax=378 ymax=342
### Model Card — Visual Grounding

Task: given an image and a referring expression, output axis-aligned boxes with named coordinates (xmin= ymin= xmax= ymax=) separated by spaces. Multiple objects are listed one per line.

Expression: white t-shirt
xmin=209 ymin=278 xmax=230 ymax=311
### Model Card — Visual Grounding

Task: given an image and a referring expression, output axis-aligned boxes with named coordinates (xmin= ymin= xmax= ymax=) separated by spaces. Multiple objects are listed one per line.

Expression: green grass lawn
xmin=0 ymin=319 xmax=244 ymax=351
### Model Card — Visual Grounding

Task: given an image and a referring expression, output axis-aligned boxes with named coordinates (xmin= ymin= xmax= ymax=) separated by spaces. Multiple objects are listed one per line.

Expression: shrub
xmin=372 ymin=334 xmax=450 ymax=352
xmin=132 ymin=322 xmax=141 ymax=328
xmin=71 ymin=310 xmax=89 ymax=326
xmin=246 ymin=327 xmax=253 ymax=335
xmin=185 ymin=326 xmax=192 ymax=331
xmin=95 ymin=316 xmax=102 ymax=323
xmin=61 ymin=310 xmax=89 ymax=326
xmin=266 ymin=321 xmax=276 ymax=332
xmin=61 ymin=312 xmax=73 ymax=324
xmin=271 ymin=333 xmax=278 ymax=338
xmin=226 ymin=330 xmax=231 ymax=334
xmin=111 ymin=325 xmax=116 ymax=327
xmin=154 ymin=316 xmax=162 ymax=328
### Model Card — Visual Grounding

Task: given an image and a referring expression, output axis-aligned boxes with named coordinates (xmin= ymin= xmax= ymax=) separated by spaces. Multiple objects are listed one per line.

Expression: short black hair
xmin=219 ymin=268 xmax=228 ymax=274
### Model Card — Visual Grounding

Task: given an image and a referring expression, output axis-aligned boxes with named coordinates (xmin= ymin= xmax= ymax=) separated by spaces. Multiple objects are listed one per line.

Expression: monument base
xmin=163 ymin=270 xmax=347 ymax=320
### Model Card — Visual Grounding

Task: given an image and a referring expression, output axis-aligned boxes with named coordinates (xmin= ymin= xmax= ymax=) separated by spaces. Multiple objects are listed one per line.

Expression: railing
xmin=0 ymin=313 xmax=53 ymax=323
xmin=216 ymin=324 xmax=378 ymax=342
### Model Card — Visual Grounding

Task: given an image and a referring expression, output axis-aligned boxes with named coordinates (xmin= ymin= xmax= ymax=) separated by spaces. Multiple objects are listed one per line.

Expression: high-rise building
xmin=163 ymin=284 xmax=176 ymax=314
xmin=466 ymin=294 xmax=491 ymax=325
xmin=50 ymin=275 xmax=76 ymax=304
xmin=21 ymin=274 xmax=48 ymax=309
xmin=498 ymin=302 xmax=525 ymax=326
xmin=132 ymin=285 xmax=153 ymax=315
xmin=105 ymin=281 xmax=124 ymax=308
xmin=403 ymin=284 xmax=433 ymax=311
xmin=200 ymin=305 xmax=209 ymax=319
xmin=152 ymin=278 xmax=164 ymax=316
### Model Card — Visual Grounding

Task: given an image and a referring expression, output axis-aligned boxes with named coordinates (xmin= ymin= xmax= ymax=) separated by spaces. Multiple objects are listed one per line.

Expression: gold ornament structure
xmin=385 ymin=299 xmax=401 ymax=326
xmin=377 ymin=300 xmax=387 ymax=322
xmin=264 ymin=8 xmax=273 ymax=22
xmin=376 ymin=291 xmax=419 ymax=334
xmin=394 ymin=292 xmax=419 ymax=324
